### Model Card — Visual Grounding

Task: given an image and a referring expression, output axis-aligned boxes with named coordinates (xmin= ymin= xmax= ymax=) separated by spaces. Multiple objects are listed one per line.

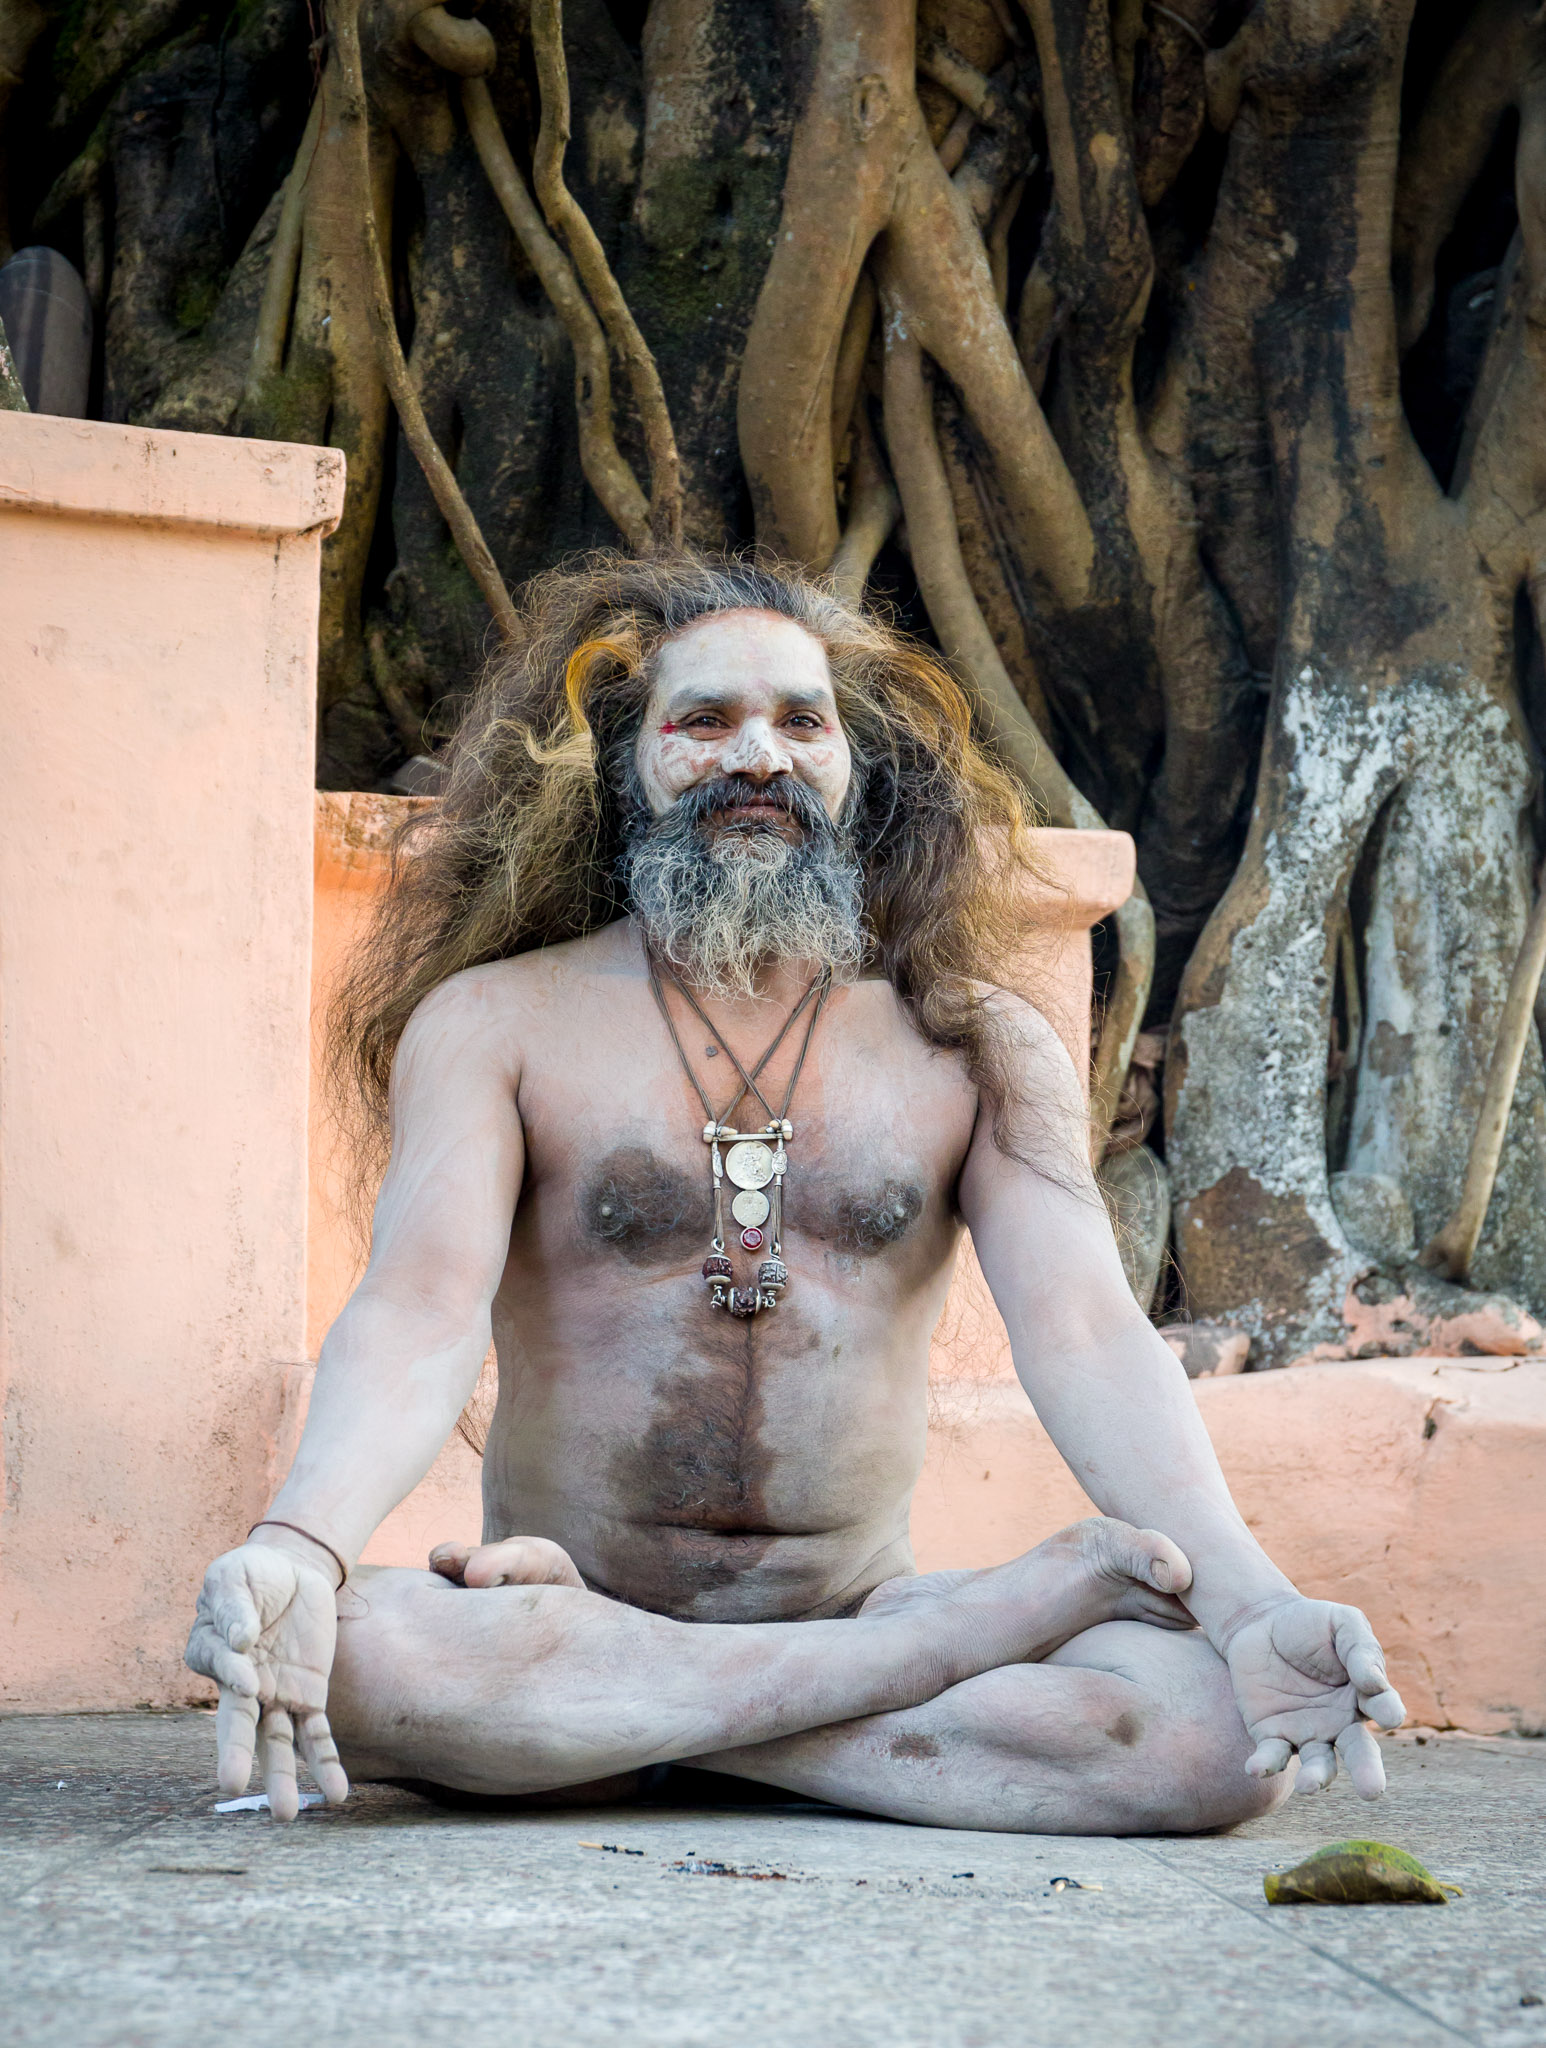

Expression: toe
xmin=462 ymin=1536 xmax=585 ymax=1589
xmin=1083 ymin=1518 xmax=1192 ymax=1597
xmin=428 ymin=1542 xmax=473 ymax=1584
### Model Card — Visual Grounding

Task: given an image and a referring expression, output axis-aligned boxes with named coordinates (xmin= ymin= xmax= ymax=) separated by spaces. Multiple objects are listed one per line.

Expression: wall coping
xmin=0 ymin=413 xmax=346 ymax=537
xmin=313 ymin=796 xmax=1137 ymax=925
xmin=1028 ymin=825 xmax=1135 ymax=925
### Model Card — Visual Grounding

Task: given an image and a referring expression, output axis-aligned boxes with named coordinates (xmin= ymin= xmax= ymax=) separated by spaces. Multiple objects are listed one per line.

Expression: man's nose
xmin=720 ymin=718 xmax=790 ymax=778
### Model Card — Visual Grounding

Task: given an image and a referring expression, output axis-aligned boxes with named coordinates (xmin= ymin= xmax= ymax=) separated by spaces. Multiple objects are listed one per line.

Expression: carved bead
xmin=728 ymin=1287 xmax=760 ymax=1317
xmin=702 ymin=1254 xmax=733 ymax=1281
xmin=757 ymin=1259 xmax=788 ymax=1290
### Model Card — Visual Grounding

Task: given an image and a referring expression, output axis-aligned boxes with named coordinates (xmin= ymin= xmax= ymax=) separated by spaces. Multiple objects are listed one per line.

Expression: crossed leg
xmin=326 ymin=1520 xmax=1286 ymax=1835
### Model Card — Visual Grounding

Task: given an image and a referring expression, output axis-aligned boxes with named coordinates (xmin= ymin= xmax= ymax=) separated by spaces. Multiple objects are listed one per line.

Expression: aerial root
xmin=330 ymin=0 xmax=519 ymax=644
xmin=529 ymin=0 xmax=683 ymax=548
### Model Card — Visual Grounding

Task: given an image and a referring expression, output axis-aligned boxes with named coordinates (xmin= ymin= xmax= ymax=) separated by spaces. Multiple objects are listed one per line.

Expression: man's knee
xmin=1102 ymin=1630 xmax=1284 ymax=1834
xmin=1042 ymin=1622 xmax=1285 ymax=1834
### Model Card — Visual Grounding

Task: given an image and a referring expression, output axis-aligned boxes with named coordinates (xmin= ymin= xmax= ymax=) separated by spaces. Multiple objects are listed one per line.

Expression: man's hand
xmin=185 ymin=1544 xmax=350 ymax=1821
xmin=1222 ymin=1595 xmax=1406 ymax=1798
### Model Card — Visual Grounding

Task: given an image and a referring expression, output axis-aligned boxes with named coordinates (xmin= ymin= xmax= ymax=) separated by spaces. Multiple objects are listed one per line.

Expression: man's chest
xmin=510 ymin=981 xmax=978 ymax=1271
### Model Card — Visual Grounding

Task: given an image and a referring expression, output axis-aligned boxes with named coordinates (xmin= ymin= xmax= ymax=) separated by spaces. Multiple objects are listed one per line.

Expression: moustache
xmin=669 ymin=773 xmax=834 ymax=838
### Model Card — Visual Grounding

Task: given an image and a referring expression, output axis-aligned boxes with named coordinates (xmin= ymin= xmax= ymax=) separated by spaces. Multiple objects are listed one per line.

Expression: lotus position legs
xmin=325 ymin=1521 xmax=1284 ymax=1834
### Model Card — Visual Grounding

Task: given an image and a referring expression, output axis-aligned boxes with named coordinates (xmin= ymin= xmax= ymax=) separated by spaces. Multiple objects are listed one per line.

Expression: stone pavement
xmin=1 ymin=1713 xmax=1542 ymax=2048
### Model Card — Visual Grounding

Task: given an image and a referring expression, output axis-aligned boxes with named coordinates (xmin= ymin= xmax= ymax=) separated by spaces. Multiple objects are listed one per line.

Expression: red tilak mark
xmin=657 ymin=721 xmax=680 ymax=734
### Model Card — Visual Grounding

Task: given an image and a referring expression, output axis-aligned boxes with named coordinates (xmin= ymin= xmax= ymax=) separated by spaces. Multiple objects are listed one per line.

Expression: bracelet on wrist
xmin=248 ymin=1519 xmax=348 ymax=1589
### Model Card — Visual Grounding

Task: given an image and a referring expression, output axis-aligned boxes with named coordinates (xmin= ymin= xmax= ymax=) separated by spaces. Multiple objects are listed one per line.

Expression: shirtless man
xmin=187 ymin=553 xmax=1404 ymax=1830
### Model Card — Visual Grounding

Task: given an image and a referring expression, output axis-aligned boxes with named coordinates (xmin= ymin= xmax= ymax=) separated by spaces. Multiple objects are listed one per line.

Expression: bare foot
xmin=429 ymin=1535 xmax=586 ymax=1590
xmin=858 ymin=1518 xmax=1195 ymax=1662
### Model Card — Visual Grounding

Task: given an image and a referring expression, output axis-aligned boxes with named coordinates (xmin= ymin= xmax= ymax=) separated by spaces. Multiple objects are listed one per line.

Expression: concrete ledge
xmin=353 ymin=1359 xmax=1546 ymax=1736
xmin=0 ymin=413 xmax=345 ymax=534
xmin=1022 ymin=825 xmax=1135 ymax=926
xmin=912 ymin=1358 xmax=1546 ymax=1735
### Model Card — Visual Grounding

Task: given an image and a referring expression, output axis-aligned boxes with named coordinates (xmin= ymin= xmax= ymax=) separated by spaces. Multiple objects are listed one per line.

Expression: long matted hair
xmin=331 ymin=550 xmax=1056 ymax=1176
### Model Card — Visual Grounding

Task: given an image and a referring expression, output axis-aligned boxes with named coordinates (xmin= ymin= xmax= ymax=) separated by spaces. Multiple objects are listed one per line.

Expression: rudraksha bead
xmin=757 ymin=1258 xmax=788 ymax=1290
xmin=702 ymin=1254 xmax=734 ymax=1282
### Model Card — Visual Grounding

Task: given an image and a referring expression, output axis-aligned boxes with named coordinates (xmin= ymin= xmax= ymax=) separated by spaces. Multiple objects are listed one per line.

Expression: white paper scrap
xmin=214 ymin=1792 xmax=324 ymax=1813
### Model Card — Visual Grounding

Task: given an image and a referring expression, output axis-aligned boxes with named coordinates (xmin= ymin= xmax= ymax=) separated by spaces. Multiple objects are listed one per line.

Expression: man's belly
xmin=577 ymin=1517 xmax=916 ymax=1620
xmin=479 ymin=1311 xmax=931 ymax=1620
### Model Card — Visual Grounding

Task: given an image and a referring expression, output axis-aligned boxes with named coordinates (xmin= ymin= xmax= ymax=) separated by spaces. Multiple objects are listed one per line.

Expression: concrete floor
xmin=1 ymin=1714 xmax=1542 ymax=2048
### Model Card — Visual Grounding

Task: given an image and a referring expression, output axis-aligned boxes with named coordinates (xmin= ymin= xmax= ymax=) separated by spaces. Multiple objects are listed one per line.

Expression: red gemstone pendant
xmin=740 ymin=1226 xmax=765 ymax=1251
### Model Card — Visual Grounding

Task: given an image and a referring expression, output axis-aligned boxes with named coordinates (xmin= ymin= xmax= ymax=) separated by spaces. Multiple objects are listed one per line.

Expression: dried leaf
xmin=1264 ymin=1840 xmax=1461 ymax=1906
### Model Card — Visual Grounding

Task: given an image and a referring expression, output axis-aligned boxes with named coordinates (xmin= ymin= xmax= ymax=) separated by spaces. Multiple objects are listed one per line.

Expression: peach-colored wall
xmin=0 ymin=415 xmax=342 ymax=1711
xmin=913 ymin=1360 xmax=1546 ymax=1735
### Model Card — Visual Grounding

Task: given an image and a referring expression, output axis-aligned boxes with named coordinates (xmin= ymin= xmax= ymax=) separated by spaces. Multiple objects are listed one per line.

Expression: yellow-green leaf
xmin=1264 ymin=1839 xmax=1461 ymax=1905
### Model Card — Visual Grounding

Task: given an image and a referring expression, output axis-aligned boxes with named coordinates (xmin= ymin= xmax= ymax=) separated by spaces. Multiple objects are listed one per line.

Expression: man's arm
xmin=263 ymin=967 xmax=525 ymax=1568
xmin=184 ymin=968 xmax=523 ymax=1813
xmin=959 ymin=995 xmax=1403 ymax=1794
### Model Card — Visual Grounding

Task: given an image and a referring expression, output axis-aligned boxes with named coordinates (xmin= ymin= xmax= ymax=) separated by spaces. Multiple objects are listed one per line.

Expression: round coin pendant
xmin=740 ymin=1226 xmax=765 ymax=1251
xmin=730 ymin=1188 xmax=771 ymax=1228
xmin=724 ymin=1139 xmax=775 ymax=1190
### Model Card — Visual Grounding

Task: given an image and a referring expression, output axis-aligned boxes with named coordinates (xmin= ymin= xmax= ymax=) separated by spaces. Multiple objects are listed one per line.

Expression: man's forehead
xmin=649 ymin=609 xmax=837 ymax=711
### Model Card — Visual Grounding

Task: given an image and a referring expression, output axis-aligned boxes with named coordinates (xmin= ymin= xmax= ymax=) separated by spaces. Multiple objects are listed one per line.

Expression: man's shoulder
xmin=403 ymin=922 xmax=637 ymax=1036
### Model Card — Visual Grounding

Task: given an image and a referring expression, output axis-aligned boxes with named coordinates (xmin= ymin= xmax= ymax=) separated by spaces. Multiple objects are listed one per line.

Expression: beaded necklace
xmin=649 ymin=962 xmax=832 ymax=1317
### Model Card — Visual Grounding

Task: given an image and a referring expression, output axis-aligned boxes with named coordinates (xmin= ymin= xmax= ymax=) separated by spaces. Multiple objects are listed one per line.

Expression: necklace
xmin=649 ymin=961 xmax=832 ymax=1318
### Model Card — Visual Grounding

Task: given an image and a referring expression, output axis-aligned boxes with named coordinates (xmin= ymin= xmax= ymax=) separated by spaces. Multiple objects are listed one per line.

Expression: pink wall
xmin=0 ymin=414 xmax=342 ymax=1711
xmin=914 ymin=1360 xmax=1546 ymax=1735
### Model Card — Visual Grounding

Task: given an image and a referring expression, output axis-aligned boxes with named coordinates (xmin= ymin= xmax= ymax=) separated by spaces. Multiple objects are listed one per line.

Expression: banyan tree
xmin=3 ymin=0 xmax=1545 ymax=1364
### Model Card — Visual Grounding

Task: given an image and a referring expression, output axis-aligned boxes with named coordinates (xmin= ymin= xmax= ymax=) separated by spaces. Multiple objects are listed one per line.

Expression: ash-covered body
xmin=187 ymin=568 xmax=1407 ymax=1837
xmin=479 ymin=920 xmax=968 ymax=1622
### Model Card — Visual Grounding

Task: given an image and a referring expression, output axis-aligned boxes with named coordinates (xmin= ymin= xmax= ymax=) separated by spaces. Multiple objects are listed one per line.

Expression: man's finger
xmin=260 ymin=1705 xmax=300 ymax=1822
xmin=1342 ymin=1635 xmax=1384 ymax=1688
xmin=295 ymin=1708 xmax=350 ymax=1806
xmin=1359 ymin=1683 xmax=1406 ymax=1730
xmin=428 ymin=1543 xmax=471 ymax=1584
xmin=1294 ymin=1740 xmax=1336 ymax=1794
xmin=1246 ymin=1737 xmax=1293 ymax=1778
xmin=216 ymin=1689 xmax=260 ymax=1795
xmin=1333 ymin=1616 xmax=1406 ymax=1728
xmin=185 ymin=1622 xmax=259 ymax=1698
xmin=1336 ymin=1720 xmax=1387 ymax=1800
xmin=209 ymin=1580 xmax=263 ymax=1656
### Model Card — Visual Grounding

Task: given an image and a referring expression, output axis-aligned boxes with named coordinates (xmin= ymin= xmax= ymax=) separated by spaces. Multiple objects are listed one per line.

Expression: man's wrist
xmin=246 ymin=1519 xmax=351 ymax=1588
xmin=1204 ymin=1586 xmax=1301 ymax=1655
xmin=1175 ymin=1529 xmax=1299 ymax=1649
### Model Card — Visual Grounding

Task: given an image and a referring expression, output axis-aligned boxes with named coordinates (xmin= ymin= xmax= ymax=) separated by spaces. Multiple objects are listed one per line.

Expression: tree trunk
xmin=1166 ymin=0 xmax=1546 ymax=1360
xmin=4 ymin=0 xmax=1542 ymax=1361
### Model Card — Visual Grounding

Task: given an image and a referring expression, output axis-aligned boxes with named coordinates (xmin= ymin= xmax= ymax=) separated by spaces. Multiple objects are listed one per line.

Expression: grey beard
xmin=621 ymin=781 xmax=865 ymax=998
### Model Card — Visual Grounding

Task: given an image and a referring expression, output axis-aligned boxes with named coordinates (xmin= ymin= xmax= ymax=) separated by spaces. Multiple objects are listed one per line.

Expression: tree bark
xmin=7 ymin=0 xmax=1543 ymax=1358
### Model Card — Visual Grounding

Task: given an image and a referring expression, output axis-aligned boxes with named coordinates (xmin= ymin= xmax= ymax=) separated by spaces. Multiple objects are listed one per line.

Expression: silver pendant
xmin=725 ymin=1139 xmax=776 ymax=1189
xmin=701 ymin=1127 xmax=791 ymax=1315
